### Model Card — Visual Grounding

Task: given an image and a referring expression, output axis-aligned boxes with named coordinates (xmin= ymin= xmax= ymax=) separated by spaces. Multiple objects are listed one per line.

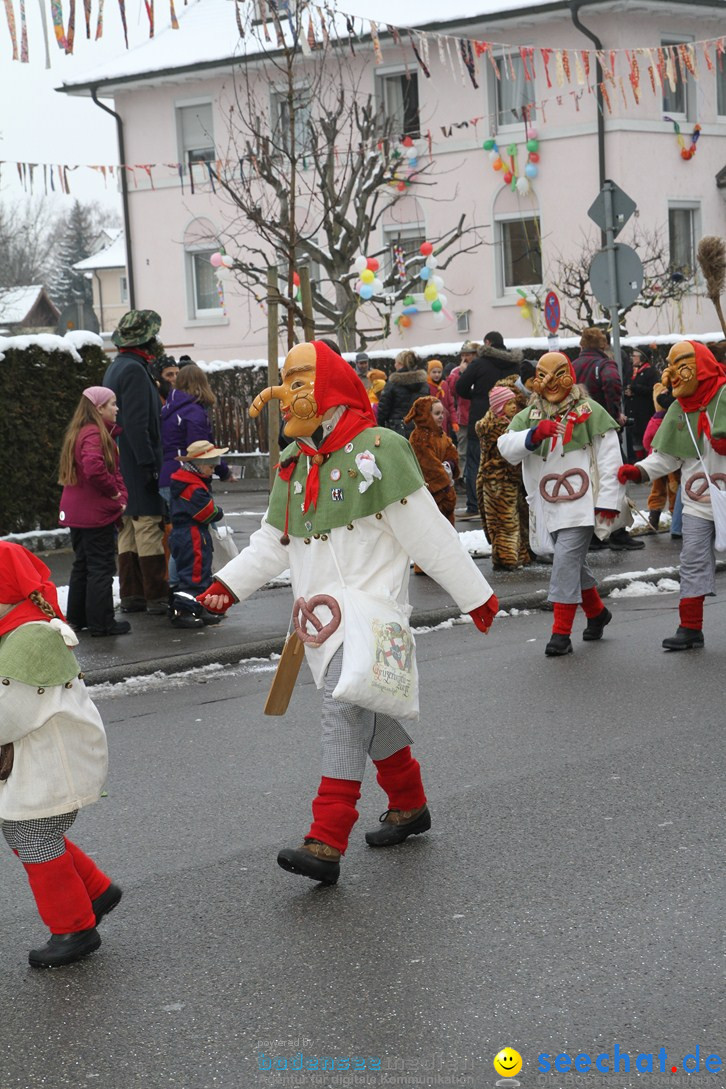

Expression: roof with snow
xmin=57 ymin=0 xmax=582 ymax=94
xmin=0 ymin=286 xmax=60 ymax=327
xmin=74 ymin=232 xmax=127 ymax=272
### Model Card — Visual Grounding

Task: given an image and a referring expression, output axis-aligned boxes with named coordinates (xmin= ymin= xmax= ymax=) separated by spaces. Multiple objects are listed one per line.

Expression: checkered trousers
xmin=320 ymin=649 xmax=414 ymax=781
xmin=2 ymin=811 xmax=78 ymax=863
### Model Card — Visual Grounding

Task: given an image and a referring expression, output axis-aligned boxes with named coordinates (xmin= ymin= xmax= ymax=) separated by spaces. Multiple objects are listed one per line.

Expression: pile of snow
xmin=609 ymin=578 xmax=680 ymax=599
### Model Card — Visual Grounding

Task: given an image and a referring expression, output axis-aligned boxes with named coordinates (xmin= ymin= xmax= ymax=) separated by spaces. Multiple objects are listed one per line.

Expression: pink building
xmin=61 ymin=0 xmax=726 ymax=360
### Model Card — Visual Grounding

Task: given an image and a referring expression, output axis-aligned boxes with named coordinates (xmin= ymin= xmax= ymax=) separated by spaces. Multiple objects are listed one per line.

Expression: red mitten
xmin=595 ymin=508 xmax=619 ymax=523
xmin=617 ymin=464 xmax=643 ymax=484
xmin=530 ymin=419 xmax=559 ymax=444
xmin=468 ymin=594 xmax=499 ymax=633
xmin=710 ymin=436 xmax=726 ymax=456
xmin=196 ymin=580 xmax=236 ymax=614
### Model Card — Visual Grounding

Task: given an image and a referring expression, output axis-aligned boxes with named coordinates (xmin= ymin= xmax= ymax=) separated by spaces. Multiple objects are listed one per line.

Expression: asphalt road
xmin=1 ymin=593 xmax=724 ymax=1089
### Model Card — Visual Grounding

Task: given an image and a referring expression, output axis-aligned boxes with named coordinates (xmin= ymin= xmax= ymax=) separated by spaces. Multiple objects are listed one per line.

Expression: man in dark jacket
xmin=376 ymin=354 xmax=429 ymax=436
xmin=103 ymin=309 xmax=169 ymax=612
xmin=455 ymin=332 xmax=522 ymax=518
xmin=571 ymin=327 xmax=644 ymax=552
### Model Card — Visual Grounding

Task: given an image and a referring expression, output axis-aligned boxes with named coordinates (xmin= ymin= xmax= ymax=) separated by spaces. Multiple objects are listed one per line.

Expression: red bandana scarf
xmin=674 ymin=341 xmax=726 ymax=443
xmin=0 ymin=543 xmax=64 ymax=638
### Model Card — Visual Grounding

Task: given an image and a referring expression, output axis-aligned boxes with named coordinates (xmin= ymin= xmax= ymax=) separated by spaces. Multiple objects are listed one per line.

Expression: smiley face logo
xmin=493 ymin=1047 xmax=522 ymax=1078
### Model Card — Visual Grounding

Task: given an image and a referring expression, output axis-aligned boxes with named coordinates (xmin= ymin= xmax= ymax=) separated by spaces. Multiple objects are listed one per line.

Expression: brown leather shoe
xmin=276 ymin=839 xmax=341 ymax=884
xmin=365 ymin=804 xmax=431 ymax=847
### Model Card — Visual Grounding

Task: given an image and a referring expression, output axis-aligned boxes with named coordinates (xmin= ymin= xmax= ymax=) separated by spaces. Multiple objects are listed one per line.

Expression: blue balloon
xmin=359 ymin=284 xmax=374 ymax=300
xmin=525 ymin=162 xmax=539 ymax=179
xmin=408 ymin=158 xmax=418 ymax=168
xmin=402 ymin=305 xmax=418 ymax=315
xmin=420 ymin=267 xmax=431 ymax=281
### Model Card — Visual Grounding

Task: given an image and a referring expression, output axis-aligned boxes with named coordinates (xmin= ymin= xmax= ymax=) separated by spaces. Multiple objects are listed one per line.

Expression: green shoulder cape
xmin=266 ymin=427 xmax=425 ymax=537
xmin=651 ymin=390 xmax=726 ymax=459
xmin=506 ymin=398 xmax=618 ymax=459
xmin=0 ymin=623 xmax=81 ymax=686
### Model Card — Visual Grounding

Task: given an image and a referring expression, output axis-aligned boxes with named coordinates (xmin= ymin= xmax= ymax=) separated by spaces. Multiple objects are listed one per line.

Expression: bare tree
xmin=539 ymin=226 xmax=693 ymax=336
xmin=200 ymin=3 xmax=483 ymax=351
xmin=0 ymin=198 xmax=64 ymax=290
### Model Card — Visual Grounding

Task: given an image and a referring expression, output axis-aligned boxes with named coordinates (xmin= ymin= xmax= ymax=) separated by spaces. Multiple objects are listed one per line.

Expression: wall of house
xmin=115 ymin=3 xmax=726 ymax=361
xmin=91 ymin=268 xmax=130 ymax=333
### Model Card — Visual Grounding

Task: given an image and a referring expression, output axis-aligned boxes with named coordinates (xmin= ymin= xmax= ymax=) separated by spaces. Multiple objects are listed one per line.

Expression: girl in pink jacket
xmin=58 ymin=387 xmax=128 ymax=637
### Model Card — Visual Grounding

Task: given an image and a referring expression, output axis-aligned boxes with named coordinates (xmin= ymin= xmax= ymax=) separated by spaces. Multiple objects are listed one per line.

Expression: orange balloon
xmin=516 ymin=297 xmax=526 ymax=307
xmin=493 ymin=158 xmax=504 ymax=171
xmin=399 ymin=314 xmax=412 ymax=328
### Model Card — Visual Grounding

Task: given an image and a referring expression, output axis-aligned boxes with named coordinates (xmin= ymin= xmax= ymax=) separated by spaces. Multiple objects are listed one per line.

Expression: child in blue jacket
xmin=169 ymin=440 xmax=228 ymax=628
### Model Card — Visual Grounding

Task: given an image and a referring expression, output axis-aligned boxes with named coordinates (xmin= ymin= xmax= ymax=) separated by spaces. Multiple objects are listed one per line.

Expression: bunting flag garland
xmin=144 ymin=0 xmax=154 ymax=38
xmin=369 ymin=20 xmax=382 ymax=64
xmin=65 ymin=0 xmax=75 ymax=53
xmin=3 ymin=0 xmax=18 ymax=59
xmin=460 ymin=38 xmax=478 ymax=89
xmin=82 ymin=0 xmax=91 ymax=37
xmin=18 ymin=0 xmax=27 ymax=60
xmin=94 ymin=0 xmax=103 ymax=38
xmin=116 ymin=0 xmax=127 ymax=48
xmin=49 ymin=0 xmax=66 ymax=49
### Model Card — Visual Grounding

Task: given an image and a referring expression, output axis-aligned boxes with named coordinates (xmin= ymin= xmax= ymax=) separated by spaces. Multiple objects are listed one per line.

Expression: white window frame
xmin=184 ymin=247 xmax=222 ymax=321
xmin=456 ymin=311 xmax=471 ymax=334
xmin=119 ymin=275 xmax=128 ymax=305
xmin=176 ymin=99 xmax=216 ymax=179
xmin=376 ymin=68 xmax=421 ymax=139
xmin=668 ymin=201 xmax=701 ymax=281
xmin=489 ymin=51 xmax=536 ymax=130
xmin=270 ymin=86 xmax=313 ymax=157
xmin=381 ymin=223 xmax=427 ymax=285
xmin=494 ymin=212 xmax=542 ymax=296
xmin=661 ymin=37 xmax=695 ymax=122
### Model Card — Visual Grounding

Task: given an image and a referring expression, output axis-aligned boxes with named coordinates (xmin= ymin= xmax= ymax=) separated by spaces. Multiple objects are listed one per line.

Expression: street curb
xmin=84 ymin=561 xmax=726 ymax=686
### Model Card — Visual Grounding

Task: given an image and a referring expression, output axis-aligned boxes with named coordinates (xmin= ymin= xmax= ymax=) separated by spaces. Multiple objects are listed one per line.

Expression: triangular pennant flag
xmin=3 ymin=0 xmax=18 ymax=59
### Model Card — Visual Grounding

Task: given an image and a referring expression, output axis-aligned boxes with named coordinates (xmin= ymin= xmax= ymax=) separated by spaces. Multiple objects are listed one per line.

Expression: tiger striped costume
xmin=475 ymin=376 xmax=532 ymax=570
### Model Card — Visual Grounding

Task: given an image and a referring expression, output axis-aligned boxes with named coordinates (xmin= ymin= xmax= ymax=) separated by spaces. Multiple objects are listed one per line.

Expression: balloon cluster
xmin=210 ymin=250 xmax=235 ymax=283
xmin=396 ymin=294 xmax=418 ymax=329
xmin=483 ymin=127 xmax=541 ymax=195
xmin=419 ymin=241 xmax=448 ymax=318
xmin=352 ymin=254 xmax=384 ymax=302
xmin=390 ymin=135 xmax=421 ymax=192
xmin=515 ymin=287 xmax=533 ymax=321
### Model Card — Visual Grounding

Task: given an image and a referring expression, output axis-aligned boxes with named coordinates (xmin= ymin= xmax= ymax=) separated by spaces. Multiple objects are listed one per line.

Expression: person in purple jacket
xmin=58 ymin=387 xmax=129 ymax=637
xmin=159 ymin=364 xmax=230 ymax=494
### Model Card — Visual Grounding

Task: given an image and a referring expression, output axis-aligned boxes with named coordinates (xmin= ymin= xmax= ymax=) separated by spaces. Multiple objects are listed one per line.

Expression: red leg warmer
xmin=373 ymin=746 xmax=427 ymax=811
xmin=64 ymin=838 xmax=111 ymax=900
xmin=308 ymin=777 xmax=361 ymax=854
xmin=679 ymin=596 xmax=704 ymax=631
xmin=581 ymin=586 xmax=605 ymax=619
xmin=22 ymin=852 xmax=96 ymax=934
xmin=552 ymin=602 xmax=578 ymax=635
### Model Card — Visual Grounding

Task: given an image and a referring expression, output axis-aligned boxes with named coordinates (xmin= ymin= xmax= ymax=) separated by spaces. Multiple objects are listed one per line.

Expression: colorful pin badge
xmin=330 ymin=468 xmax=341 ymax=481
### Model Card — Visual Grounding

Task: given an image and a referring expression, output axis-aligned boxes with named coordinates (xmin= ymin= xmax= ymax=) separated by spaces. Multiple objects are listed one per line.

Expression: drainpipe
xmin=91 ymin=87 xmax=135 ymax=309
xmin=569 ymin=1 xmax=606 ymax=246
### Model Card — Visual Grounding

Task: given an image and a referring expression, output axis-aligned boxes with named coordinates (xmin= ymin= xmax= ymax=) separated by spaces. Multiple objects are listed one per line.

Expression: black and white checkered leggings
xmin=2 ymin=811 xmax=78 ymax=863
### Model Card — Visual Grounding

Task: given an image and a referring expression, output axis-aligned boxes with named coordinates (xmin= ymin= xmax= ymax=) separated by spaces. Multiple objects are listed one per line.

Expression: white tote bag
xmin=684 ymin=407 xmax=726 ymax=552
xmin=326 ymin=541 xmax=419 ymax=721
xmin=527 ymin=452 xmax=555 ymax=556
xmin=212 ymin=523 xmax=239 ymax=569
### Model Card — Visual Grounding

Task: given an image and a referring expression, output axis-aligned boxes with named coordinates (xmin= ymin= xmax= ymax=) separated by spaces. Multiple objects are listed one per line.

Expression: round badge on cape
xmin=330 ymin=468 xmax=341 ymax=481
xmin=345 ymin=442 xmax=354 ymax=453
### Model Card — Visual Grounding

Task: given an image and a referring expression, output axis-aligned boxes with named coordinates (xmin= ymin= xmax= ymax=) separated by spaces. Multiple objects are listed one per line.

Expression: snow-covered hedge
xmin=0 ymin=333 xmax=108 ymax=535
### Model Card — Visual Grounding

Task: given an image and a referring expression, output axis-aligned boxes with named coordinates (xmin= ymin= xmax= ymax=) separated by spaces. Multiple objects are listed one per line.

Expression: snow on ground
xmin=88 ymin=658 xmax=278 ymax=701
xmin=458 ymin=529 xmax=491 ymax=557
xmin=609 ymin=578 xmax=680 ymax=599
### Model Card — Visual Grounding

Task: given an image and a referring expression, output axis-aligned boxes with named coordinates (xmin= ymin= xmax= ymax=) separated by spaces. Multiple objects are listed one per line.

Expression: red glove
xmin=595 ymin=508 xmax=619 ymax=523
xmin=196 ymin=580 xmax=236 ymax=614
xmin=617 ymin=464 xmax=643 ymax=484
xmin=530 ymin=419 xmax=559 ymax=445
xmin=468 ymin=594 xmax=499 ymax=634
xmin=711 ymin=436 xmax=726 ymax=456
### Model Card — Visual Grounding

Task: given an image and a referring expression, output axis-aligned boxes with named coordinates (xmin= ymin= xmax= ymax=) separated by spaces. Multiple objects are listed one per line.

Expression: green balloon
xmin=403 ymin=295 xmax=415 ymax=305
xmin=506 ymin=143 xmax=517 ymax=156
xmin=526 ymin=138 xmax=539 ymax=152
xmin=483 ymin=138 xmax=496 ymax=151
xmin=431 ymin=299 xmax=443 ymax=313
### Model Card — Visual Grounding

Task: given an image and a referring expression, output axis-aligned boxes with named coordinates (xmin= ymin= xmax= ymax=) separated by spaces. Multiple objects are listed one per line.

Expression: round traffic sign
xmin=544 ymin=290 xmax=561 ymax=335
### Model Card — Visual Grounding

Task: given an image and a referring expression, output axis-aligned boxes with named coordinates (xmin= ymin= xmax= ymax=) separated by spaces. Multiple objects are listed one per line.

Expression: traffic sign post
xmin=544 ymin=290 xmax=561 ymax=350
xmin=587 ymin=180 xmax=643 ymax=393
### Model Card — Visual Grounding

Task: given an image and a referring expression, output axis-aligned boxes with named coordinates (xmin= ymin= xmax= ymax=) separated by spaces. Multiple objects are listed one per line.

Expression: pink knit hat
xmin=489 ymin=384 xmax=516 ymax=416
xmin=82 ymin=386 xmax=115 ymax=410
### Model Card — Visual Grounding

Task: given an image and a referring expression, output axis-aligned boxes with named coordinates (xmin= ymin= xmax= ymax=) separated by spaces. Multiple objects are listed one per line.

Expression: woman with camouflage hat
xmin=103 ymin=310 xmax=168 ymax=615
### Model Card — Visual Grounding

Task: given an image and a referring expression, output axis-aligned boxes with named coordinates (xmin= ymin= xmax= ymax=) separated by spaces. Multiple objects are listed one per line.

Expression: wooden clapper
xmin=264 ymin=632 xmax=305 ymax=716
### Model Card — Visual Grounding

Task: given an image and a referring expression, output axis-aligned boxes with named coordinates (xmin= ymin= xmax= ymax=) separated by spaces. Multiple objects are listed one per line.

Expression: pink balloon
xmin=210 ymin=253 xmax=223 ymax=268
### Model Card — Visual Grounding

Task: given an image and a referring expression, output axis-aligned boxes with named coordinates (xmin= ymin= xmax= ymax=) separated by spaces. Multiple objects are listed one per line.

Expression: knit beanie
xmin=83 ymin=386 xmax=115 ymax=410
xmin=488 ymin=384 xmax=517 ymax=416
xmin=427 ymin=359 xmax=443 ymax=376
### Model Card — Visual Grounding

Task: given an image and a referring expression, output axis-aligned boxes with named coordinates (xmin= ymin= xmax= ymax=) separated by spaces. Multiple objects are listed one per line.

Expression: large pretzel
xmin=539 ymin=468 xmax=589 ymax=503
xmin=292 ymin=595 xmax=342 ymax=646
xmin=685 ymin=472 xmax=726 ymax=502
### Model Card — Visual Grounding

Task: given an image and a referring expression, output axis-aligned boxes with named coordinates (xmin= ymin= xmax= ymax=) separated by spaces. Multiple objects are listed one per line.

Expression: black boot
xmin=92 ymin=883 xmax=123 ymax=926
xmin=545 ymin=633 xmax=573 ymax=657
xmin=582 ymin=607 xmax=612 ymax=641
xmin=648 ymin=510 xmax=661 ymax=531
xmin=276 ymin=840 xmax=340 ymax=885
xmin=29 ymin=928 xmax=101 ymax=969
xmin=662 ymin=626 xmax=704 ymax=651
xmin=365 ymin=805 xmax=431 ymax=847
xmin=608 ymin=528 xmax=645 ymax=551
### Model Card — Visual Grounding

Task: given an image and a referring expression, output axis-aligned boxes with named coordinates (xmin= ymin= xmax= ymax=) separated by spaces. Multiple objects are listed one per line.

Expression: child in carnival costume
xmin=0 ymin=542 xmax=121 ymax=968
xmin=618 ymin=340 xmax=726 ymax=650
xmin=498 ymin=352 xmax=624 ymax=657
xmin=199 ymin=341 xmax=499 ymax=885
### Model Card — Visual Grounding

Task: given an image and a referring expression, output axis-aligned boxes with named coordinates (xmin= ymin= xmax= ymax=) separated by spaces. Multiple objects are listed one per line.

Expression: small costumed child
xmin=498 ymin=352 xmax=624 ymax=657
xmin=0 ymin=542 xmax=121 ymax=968
xmin=169 ymin=440 xmax=229 ymax=629
xmin=618 ymin=340 xmax=726 ymax=650
xmin=475 ymin=379 xmax=532 ymax=571
xmin=405 ymin=396 xmax=459 ymax=525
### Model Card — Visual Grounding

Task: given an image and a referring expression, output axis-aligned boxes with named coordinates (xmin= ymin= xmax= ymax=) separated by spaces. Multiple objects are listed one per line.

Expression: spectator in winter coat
xmin=58 ymin=387 xmax=128 ymax=637
xmin=455 ymin=332 xmax=522 ymax=518
xmin=624 ymin=345 xmax=659 ymax=459
xmin=103 ymin=309 xmax=168 ymax=615
xmin=376 ymin=352 xmax=429 ymax=436
xmin=572 ymin=327 xmax=625 ymax=425
xmin=160 ymin=364 xmax=230 ymax=493
xmin=642 ymin=382 xmax=680 ymax=532
xmin=446 ymin=341 xmax=479 ymax=484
